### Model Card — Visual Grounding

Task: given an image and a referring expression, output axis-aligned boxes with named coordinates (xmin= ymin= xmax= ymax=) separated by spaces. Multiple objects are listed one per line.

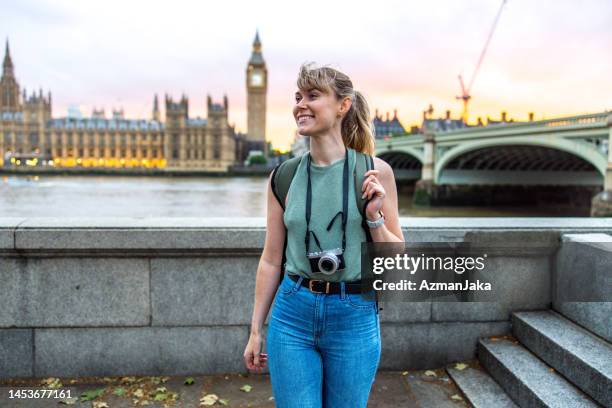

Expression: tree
xmin=248 ymin=155 xmax=267 ymax=166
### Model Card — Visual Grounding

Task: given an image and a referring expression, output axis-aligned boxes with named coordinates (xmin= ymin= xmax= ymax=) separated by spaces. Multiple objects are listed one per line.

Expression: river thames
xmin=0 ymin=175 xmax=589 ymax=217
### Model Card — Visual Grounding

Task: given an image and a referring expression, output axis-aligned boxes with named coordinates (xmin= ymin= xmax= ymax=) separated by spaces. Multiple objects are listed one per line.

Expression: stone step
xmin=447 ymin=363 xmax=518 ymax=408
xmin=478 ymin=337 xmax=600 ymax=408
xmin=512 ymin=310 xmax=612 ymax=407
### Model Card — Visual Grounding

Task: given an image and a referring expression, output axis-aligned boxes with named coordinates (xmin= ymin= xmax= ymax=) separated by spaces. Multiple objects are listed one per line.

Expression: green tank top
xmin=283 ymin=147 xmax=366 ymax=282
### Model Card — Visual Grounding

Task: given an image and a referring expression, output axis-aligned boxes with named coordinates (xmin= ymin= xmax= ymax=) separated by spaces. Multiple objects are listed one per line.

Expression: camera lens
xmin=321 ymin=259 xmax=334 ymax=271
xmin=318 ymin=254 xmax=339 ymax=274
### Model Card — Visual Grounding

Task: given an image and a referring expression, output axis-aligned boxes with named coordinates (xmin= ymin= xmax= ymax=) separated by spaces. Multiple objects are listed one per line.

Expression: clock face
xmin=251 ymin=71 xmax=263 ymax=87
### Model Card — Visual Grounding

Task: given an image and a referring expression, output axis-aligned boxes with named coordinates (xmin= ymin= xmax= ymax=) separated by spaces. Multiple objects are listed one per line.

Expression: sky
xmin=2 ymin=0 xmax=611 ymax=150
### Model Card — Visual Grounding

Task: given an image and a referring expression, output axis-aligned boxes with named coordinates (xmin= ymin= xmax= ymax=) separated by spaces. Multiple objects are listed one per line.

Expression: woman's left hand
xmin=362 ymin=169 xmax=386 ymax=219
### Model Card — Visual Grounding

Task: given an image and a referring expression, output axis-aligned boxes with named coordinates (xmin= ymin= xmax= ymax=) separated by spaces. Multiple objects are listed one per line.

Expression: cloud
xmin=2 ymin=0 xmax=611 ymax=150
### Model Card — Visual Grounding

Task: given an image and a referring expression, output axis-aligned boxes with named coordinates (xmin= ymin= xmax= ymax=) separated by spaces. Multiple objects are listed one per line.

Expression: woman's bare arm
xmin=250 ymin=172 xmax=286 ymax=336
xmin=244 ymin=172 xmax=286 ymax=371
xmin=363 ymin=157 xmax=404 ymax=243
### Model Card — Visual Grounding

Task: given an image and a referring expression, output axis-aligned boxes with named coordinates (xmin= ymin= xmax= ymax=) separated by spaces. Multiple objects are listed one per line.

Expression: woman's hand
xmin=243 ymin=332 xmax=268 ymax=372
xmin=362 ymin=169 xmax=386 ymax=219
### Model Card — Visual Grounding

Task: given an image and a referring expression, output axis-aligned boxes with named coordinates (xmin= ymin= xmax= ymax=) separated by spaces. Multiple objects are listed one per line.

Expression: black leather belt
xmin=288 ymin=273 xmax=370 ymax=295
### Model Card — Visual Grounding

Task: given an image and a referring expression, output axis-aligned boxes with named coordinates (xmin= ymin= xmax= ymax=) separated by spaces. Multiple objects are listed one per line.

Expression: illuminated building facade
xmin=0 ymin=39 xmax=261 ymax=172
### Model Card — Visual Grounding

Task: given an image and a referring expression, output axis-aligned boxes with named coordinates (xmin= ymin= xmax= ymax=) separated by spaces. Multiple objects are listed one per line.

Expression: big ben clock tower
xmin=246 ymin=30 xmax=268 ymax=155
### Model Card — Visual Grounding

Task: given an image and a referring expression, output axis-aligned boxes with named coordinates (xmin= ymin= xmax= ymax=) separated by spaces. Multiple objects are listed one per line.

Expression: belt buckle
xmin=308 ymin=280 xmax=330 ymax=294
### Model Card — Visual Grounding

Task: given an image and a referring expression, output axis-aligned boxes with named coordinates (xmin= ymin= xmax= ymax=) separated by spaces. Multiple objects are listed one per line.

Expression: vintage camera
xmin=307 ymin=248 xmax=346 ymax=275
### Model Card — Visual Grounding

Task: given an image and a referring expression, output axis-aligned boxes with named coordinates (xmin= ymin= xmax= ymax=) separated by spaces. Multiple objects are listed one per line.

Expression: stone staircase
xmin=446 ymin=233 xmax=612 ymax=408
xmin=448 ymin=310 xmax=611 ymax=408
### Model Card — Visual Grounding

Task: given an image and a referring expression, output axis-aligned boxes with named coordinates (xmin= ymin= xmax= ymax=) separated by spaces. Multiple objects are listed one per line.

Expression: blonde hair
xmin=297 ymin=63 xmax=375 ymax=155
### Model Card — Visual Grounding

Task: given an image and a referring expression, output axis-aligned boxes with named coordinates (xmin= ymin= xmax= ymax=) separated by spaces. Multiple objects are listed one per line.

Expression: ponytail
xmin=341 ymin=90 xmax=375 ymax=156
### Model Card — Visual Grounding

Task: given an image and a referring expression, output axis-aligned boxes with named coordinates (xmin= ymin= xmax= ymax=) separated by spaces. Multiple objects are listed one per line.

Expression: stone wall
xmin=1 ymin=217 xmax=611 ymax=379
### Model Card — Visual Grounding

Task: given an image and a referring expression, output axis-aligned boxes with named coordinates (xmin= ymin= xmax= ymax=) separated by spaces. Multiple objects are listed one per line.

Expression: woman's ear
xmin=338 ymin=96 xmax=353 ymax=117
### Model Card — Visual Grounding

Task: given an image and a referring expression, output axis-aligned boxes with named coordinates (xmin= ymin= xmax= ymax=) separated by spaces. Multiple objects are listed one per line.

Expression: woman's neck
xmin=309 ymin=132 xmax=346 ymax=166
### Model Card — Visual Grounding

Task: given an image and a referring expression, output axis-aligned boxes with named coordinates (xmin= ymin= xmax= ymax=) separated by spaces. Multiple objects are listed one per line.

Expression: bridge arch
xmin=435 ymin=137 xmax=606 ymax=185
xmin=377 ymin=150 xmax=423 ymax=182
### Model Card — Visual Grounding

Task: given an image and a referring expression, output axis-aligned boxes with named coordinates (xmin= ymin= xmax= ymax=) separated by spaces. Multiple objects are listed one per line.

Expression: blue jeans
xmin=266 ymin=274 xmax=381 ymax=408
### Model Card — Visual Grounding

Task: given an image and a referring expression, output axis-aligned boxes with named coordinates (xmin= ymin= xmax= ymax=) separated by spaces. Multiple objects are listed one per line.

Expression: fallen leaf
xmin=113 ymin=387 xmax=126 ymax=397
xmin=161 ymin=376 xmax=170 ymax=383
xmin=200 ymin=393 xmax=219 ymax=406
xmin=219 ymin=399 xmax=229 ymax=405
xmin=121 ymin=376 xmax=137 ymax=384
xmin=154 ymin=393 xmax=168 ymax=401
xmin=424 ymin=370 xmax=437 ymax=377
xmin=92 ymin=402 xmax=109 ymax=408
xmin=454 ymin=363 xmax=468 ymax=371
xmin=401 ymin=371 xmax=409 ymax=376
xmin=151 ymin=386 xmax=169 ymax=401
xmin=80 ymin=388 xmax=105 ymax=402
xmin=133 ymin=389 xmax=145 ymax=398
xmin=184 ymin=377 xmax=195 ymax=385
xmin=451 ymin=394 xmax=463 ymax=401
xmin=240 ymin=384 xmax=252 ymax=392
xmin=41 ymin=377 xmax=63 ymax=389
xmin=58 ymin=397 xmax=78 ymax=405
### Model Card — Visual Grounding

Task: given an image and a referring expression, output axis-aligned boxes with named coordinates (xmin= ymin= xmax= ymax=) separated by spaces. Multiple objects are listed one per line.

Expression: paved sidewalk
xmin=0 ymin=367 xmax=472 ymax=407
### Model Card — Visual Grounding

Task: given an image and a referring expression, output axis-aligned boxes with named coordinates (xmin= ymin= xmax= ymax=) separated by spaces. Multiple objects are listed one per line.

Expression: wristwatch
xmin=366 ymin=210 xmax=385 ymax=229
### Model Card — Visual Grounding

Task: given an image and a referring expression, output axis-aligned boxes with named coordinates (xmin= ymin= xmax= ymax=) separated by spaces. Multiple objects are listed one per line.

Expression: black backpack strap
xmin=353 ymin=151 xmax=375 ymax=241
xmin=271 ymin=156 xmax=301 ymax=210
xmin=354 ymin=152 xmax=382 ymax=313
xmin=270 ymin=155 xmax=302 ymax=287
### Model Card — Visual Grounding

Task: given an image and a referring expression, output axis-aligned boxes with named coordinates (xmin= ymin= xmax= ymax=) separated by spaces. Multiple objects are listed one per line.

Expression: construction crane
xmin=457 ymin=0 xmax=507 ymax=124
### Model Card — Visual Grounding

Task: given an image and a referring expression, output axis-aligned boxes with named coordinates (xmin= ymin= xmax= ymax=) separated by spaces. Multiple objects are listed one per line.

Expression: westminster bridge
xmin=375 ymin=111 xmax=612 ymax=216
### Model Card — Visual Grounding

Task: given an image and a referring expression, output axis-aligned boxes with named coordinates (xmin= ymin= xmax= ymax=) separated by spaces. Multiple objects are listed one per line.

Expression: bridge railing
xmin=435 ymin=111 xmax=610 ymax=137
xmin=384 ymin=112 xmax=610 ymax=145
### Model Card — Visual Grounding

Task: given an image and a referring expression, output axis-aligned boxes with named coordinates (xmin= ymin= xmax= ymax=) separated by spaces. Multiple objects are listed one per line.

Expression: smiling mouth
xmin=297 ymin=115 xmax=314 ymax=123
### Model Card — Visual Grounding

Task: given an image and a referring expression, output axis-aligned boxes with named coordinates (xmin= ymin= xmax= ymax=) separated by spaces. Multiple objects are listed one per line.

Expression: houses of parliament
xmin=0 ymin=33 xmax=268 ymax=172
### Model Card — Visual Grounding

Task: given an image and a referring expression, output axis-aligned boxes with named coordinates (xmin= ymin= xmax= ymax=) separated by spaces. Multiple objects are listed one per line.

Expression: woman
xmin=243 ymin=63 xmax=404 ymax=408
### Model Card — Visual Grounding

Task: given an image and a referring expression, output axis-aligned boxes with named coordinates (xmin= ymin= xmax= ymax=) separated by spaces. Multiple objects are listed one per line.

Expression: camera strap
xmin=305 ymin=147 xmax=349 ymax=254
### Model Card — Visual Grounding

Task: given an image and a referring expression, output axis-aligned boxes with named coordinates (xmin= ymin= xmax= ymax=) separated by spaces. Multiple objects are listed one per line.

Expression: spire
xmin=152 ymin=94 xmax=160 ymax=121
xmin=3 ymin=38 xmax=14 ymax=76
xmin=248 ymin=30 xmax=264 ymax=65
xmin=253 ymin=29 xmax=261 ymax=48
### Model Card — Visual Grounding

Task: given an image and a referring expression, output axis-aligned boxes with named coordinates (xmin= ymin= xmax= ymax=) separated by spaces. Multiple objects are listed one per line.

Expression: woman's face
xmin=293 ymin=87 xmax=346 ymax=136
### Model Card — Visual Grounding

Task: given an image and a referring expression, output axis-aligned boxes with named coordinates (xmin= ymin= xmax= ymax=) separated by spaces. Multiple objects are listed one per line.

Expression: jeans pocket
xmin=342 ymin=292 xmax=376 ymax=310
xmin=279 ymin=275 xmax=300 ymax=295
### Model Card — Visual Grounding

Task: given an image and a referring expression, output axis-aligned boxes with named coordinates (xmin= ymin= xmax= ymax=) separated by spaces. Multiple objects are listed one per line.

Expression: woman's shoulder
xmin=373 ymin=156 xmax=394 ymax=179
